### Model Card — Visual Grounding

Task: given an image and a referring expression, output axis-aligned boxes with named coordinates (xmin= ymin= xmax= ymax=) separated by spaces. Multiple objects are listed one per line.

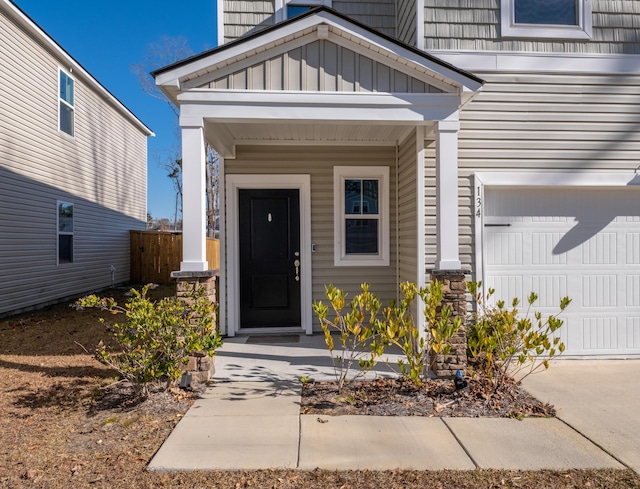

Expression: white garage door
xmin=484 ymin=187 xmax=640 ymax=356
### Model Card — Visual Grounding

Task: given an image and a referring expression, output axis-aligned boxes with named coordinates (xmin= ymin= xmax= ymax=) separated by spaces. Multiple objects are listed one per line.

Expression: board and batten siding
xmin=225 ymin=145 xmax=398 ymax=331
xmin=422 ymin=71 xmax=640 ymax=278
xmin=0 ymin=10 xmax=147 ymax=315
xmin=203 ymin=40 xmax=443 ymax=93
xmin=424 ymin=0 xmax=640 ymax=54
xmin=397 ymin=129 xmax=418 ymax=284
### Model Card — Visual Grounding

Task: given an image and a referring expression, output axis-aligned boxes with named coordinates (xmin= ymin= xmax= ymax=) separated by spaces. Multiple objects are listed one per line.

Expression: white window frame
xmin=334 ymin=166 xmax=389 ymax=267
xmin=58 ymin=68 xmax=75 ymax=136
xmin=275 ymin=0 xmax=331 ymax=23
xmin=501 ymin=0 xmax=592 ymax=40
xmin=57 ymin=201 xmax=74 ymax=265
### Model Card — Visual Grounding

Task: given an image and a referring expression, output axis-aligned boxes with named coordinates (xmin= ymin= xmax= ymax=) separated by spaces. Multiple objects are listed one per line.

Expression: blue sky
xmin=15 ymin=0 xmax=218 ymax=220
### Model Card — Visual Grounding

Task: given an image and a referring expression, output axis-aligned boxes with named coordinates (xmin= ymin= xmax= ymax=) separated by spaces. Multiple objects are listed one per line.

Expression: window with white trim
xmin=59 ymin=69 xmax=75 ymax=136
xmin=334 ymin=166 xmax=389 ymax=267
xmin=57 ymin=201 xmax=74 ymax=264
xmin=501 ymin=0 xmax=592 ymax=39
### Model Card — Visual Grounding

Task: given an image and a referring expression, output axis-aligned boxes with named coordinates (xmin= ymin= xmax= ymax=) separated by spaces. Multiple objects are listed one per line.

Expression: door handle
xmin=294 ymin=259 xmax=300 ymax=282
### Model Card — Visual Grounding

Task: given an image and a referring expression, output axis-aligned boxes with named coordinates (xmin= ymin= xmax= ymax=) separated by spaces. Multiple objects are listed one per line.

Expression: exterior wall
xmin=426 ymin=71 xmax=640 ymax=278
xmin=396 ymin=0 xmax=417 ymax=47
xmin=397 ymin=130 xmax=418 ymax=284
xmin=203 ymin=40 xmax=443 ymax=92
xmin=225 ymin=145 xmax=398 ymax=330
xmin=333 ymin=0 xmax=396 ymax=38
xmin=0 ymin=9 xmax=148 ymax=315
xmin=424 ymin=0 xmax=640 ymax=54
xmin=224 ymin=0 xmax=275 ymax=42
xmin=223 ymin=0 xmax=395 ymax=43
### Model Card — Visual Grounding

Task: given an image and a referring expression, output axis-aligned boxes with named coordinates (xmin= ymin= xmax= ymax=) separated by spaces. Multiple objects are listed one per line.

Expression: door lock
xmin=294 ymin=259 xmax=300 ymax=282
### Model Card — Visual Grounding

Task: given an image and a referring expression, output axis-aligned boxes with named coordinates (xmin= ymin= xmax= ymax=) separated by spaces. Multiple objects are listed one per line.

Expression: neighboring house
xmin=154 ymin=0 xmax=640 ymax=357
xmin=0 ymin=0 xmax=153 ymax=316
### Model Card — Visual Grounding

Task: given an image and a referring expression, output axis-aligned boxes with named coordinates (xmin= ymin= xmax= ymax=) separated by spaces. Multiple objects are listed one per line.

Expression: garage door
xmin=484 ymin=187 xmax=640 ymax=356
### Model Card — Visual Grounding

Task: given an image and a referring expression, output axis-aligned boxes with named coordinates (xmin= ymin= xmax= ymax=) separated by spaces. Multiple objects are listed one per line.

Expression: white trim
xmin=473 ymin=169 xmax=640 ymax=295
xmin=236 ymin=139 xmax=400 ymax=147
xmin=416 ymin=0 xmax=425 ymax=51
xmin=500 ymin=0 xmax=592 ymax=40
xmin=427 ymin=50 xmax=640 ymax=75
xmin=216 ymin=0 xmax=224 ymax=46
xmin=218 ymin=155 xmax=227 ymax=335
xmin=415 ymin=127 xmax=426 ymax=332
xmin=225 ymin=174 xmax=313 ymax=336
xmin=333 ymin=166 xmax=390 ymax=267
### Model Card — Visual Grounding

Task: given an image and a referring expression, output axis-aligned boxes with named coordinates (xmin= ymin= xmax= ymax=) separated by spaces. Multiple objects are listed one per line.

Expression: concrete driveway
xmin=523 ymin=359 xmax=640 ymax=474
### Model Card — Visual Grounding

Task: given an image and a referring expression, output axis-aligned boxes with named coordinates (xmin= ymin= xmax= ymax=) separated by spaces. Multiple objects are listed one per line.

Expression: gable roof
xmin=1 ymin=0 xmax=153 ymax=136
xmin=153 ymin=6 xmax=483 ymax=96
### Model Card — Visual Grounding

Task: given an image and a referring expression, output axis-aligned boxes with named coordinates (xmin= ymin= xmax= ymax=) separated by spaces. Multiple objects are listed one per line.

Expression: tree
xmin=133 ymin=37 xmax=220 ymax=237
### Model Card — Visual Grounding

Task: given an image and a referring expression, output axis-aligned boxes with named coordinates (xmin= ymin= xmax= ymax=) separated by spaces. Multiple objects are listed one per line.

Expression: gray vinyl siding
xmin=397 ymin=130 xmax=418 ymax=284
xmin=396 ymin=0 xmax=417 ymax=47
xmin=0 ymin=9 xmax=147 ymax=315
xmin=224 ymin=0 xmax=275 ymax=43
xmin=424 ymin=0 xmax=640 ymax=54
xmin=333 ymin=0 xmax=396 ymax=38
xmin=204 ymin=40 xmax=443 ymax=92
xmin=225 ymin=145 xmax=398 ymax=329
xmin=444 ymin=71 xmax=640 ymax=278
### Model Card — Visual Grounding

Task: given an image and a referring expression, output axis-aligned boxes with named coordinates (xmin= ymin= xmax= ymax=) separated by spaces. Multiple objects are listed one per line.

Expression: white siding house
xmin=0 ymin=0 xmax=153 ymax=315
xmin=158 ymin=1 xmax=640 ymax=357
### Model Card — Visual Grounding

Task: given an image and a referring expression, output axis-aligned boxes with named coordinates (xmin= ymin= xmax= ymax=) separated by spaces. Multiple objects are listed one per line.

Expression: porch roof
xmin=153 ymin=7 xmax=484 ymax=158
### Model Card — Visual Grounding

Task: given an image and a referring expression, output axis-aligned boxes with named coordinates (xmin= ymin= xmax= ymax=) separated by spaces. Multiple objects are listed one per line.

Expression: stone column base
xmin=428 ymin=269 xmax=469 ymax=378
xmin=171 ymin=270 xmax=219 ymax=387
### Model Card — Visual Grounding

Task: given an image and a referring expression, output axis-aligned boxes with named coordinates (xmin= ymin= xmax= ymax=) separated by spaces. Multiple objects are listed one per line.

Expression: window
xmin=57 ymin=202 xmax=73 ymax=264
xmin=277 ymin=0 xmax=331 ymax=22
xmin=501 ymin=0 xmax=592 ymax=39
xmin=334 ymin=166 xmax=389 ymax=266
xmin=59 ymin=70 xmax=74 ymax=136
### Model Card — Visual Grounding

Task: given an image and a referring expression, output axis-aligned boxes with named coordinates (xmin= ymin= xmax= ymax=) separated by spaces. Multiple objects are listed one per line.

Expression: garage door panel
xmin=582 ymin=317 xmax=618 ymax=351
xmin=484 ymin=187 xmax=640 ymax=357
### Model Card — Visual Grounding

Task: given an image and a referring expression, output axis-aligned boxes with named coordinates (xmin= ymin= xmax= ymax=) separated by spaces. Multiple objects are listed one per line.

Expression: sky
xmin=15 ymin=0 xmax=219 ymax=221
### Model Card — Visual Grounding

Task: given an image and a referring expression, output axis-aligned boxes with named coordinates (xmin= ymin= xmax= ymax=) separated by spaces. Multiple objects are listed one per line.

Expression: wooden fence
xmin=130 ymin=231 xmax=220 ymax=285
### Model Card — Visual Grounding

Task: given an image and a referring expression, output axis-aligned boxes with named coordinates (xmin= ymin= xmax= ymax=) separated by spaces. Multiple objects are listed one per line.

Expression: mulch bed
xmin=301 ymin=376 xmax=555 ymax=418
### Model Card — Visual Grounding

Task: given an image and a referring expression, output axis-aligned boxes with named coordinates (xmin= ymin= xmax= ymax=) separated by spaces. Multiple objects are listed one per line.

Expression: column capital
xmin=179 ymin=115 xmax=204 ymax=129
xmin=436 ymin=120 xmax=460 ymax=133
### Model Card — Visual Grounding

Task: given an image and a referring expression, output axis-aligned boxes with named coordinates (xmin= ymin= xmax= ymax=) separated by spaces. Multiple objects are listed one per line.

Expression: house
xmin=153 ymin=0 xmax=640 ymax=358
xmin=0 ymin=0 xmax=153 ymax=316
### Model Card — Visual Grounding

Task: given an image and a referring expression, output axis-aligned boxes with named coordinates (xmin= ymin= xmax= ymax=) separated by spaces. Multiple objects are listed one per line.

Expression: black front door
xmin=239 ymin=189 xmax=301 ymax=328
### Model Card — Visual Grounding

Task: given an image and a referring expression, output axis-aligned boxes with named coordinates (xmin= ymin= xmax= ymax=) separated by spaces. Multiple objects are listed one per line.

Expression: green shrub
xmin=377 ymin=281 xmax=462 ymax=387
xmin=313 ymin=281 xmax=462 ymax=390
xmin=76 ymin=284 xmax=222 ymax=398
xmin=312 ymin=284 xmax=386 ymax=391
xmin=466 ymin=281 xmax=571 ymax=392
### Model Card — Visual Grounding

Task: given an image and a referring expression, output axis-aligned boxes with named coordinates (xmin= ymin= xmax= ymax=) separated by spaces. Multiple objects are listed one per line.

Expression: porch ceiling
xmin=205 ymin=120 xmax=424 ymax=151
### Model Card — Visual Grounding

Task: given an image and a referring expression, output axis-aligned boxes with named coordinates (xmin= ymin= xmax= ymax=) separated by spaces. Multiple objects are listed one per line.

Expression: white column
xmin=180 ymin=119 xmax=208 ymax=271
xmin=435 ymin=119 xmax=462 ymax=270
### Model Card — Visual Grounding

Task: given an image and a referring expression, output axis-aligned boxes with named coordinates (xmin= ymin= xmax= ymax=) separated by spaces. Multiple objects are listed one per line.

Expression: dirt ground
xmin=1 ymin=286 xmax=639 ymax=489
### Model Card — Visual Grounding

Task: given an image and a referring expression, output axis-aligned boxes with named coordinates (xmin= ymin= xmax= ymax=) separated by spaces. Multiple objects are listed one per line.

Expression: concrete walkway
xmin=148 ymin=336 xmax=635 ymax=472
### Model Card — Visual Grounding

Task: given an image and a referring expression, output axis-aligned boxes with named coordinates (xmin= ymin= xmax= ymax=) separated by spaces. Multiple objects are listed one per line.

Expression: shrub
xmin=312 ymin=284 xmax=386 ymax=391
xmin=466 ymin=281 xmax=571 ymax=392
xmin=377 ymin=281 xmax=462 ymax=387
xmin=313 ymin=281 xmax=462 ymax=390
xmin=76 ymin=284 xmax=222 ymax=398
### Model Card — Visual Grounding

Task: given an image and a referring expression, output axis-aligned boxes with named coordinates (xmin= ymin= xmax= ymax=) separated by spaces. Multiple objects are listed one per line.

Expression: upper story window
xmin=57 ymin=201 xmax=74 ymax=264
xmin=501 ymin=0 xmax=592 ymax=40
xmin=59 ymin=69 xmax=75 ymax=136
xmin=334 ymin=166 xmax=389 ymax=267
xmin=276 ymin=0 xmax=331 ymax=22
